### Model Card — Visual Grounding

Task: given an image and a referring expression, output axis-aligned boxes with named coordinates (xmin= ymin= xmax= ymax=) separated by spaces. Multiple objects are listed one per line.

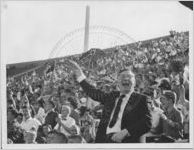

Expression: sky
xmin=1 ymin=1 xmax=193 ymax=64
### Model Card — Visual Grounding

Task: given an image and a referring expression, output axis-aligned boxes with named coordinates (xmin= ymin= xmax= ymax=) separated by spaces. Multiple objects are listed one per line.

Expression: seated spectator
xmin=24 ymin=128 xmax=37 ymax=144
xmin=20 ymin=105 xmax=41 ymax=132
xmin=32 ymin=98 xmax=46 ymax=124
xmin=46 ymin=130 xmax=68 ymax=143
xmin=20 ymin=96 xmax=36 ymax=118
xmin=158 ymin=78 xmax=171 ymax=91
xmin=140 ymin=98 xmax=164 ymax=143
xmin=59 ymin=88 xmax=74 ymax=104
xmin=42 ymin=124 xmax=52 ymax=138
xmin=15 ymin=112 xmax=23 ymax=126
xmin=66 ymin=97 xmax=80 ymax=125
xmin=36 ymin=126 xmax=46 ymax=144
xmin=44 ymin=99 xmax=58 ymax=129
xmin=7 ymin=107 xmax=25 ymax=143
xmin=80 ymin=111 xmax=96 ymax=143
xmin=160 ymin=91 xmax=183 ymax=140
xmin=54 ymin=105 xmax=79 ymax=137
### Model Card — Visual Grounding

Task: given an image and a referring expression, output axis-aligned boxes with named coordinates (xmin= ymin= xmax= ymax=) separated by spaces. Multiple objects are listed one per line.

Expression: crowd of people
xmin=7 ymin=31 xmax=189 ymax=143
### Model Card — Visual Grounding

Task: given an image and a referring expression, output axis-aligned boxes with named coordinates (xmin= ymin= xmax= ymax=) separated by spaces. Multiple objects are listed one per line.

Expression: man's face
xmin=160 ymin=96 xmax=170 ymax=110
xmin=33 ymin=102 xmax=39 ymax=110
xmin=24 ymin=132 xmax=36 ymax=143
xmin=45 ymin=102 xmax=53 ymax=112
xmin=117 ymin=71 xmax=134 ymax=94
xmin=61 ymin=106 xmax=70 ymax=119
xmin=17 ymin=115 xmax=23 ymax=124
xmin=43 ymin=126 xmax=51 ymax=136
xmin=60 ymin=92 xmax=67 ymax=101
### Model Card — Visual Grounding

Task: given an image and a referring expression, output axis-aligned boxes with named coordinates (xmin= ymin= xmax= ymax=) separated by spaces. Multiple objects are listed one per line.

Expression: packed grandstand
xmin=7 ymin=30 xmax=189 ymax=143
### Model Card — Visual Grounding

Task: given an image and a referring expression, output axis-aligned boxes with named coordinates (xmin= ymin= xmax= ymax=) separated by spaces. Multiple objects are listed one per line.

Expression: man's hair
xmin=61 ymin=105 xmax=71 ymax=114
xmin=163 ymin=90 xmax=177 ymax=104
xmin=158 ymin=78 xmax=171 ymax=90
xmin=48 ymin=130 xmax=68 ymax=143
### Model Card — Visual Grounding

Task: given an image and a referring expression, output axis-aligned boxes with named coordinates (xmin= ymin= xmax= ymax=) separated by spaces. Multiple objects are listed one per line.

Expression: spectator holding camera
xmin=54 ymin=105 xmax=79 ymax=137
xmin=160 ymin=91 xmax=183 ymax=140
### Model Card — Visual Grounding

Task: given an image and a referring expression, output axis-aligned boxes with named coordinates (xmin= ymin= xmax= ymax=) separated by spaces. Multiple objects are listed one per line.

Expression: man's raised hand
xmin=64 ymin=59 xmax=84 ymax=80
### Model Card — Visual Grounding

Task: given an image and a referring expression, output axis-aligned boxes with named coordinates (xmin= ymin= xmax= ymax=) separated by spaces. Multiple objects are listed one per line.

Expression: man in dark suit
xmin=66 ymin=60 xmax=152 ymax=143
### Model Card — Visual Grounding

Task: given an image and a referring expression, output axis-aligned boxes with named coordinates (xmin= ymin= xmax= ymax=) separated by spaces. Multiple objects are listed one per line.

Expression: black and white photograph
xmin=1 ymin=0 xmax=193 ymax=149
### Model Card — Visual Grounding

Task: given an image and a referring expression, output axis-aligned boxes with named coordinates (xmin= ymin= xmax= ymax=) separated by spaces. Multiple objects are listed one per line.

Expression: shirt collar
xmin=120 ymin=91 xmax=133 ymax=102
xmin=62 ymin=116 xmax=70 ymax=121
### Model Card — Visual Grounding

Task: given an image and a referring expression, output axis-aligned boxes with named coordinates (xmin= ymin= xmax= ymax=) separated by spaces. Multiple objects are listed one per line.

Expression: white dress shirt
xmin=106 ymin=92 xmax=132 ymax=134
xmin=77 ymin=74 xmax=132 ymax=134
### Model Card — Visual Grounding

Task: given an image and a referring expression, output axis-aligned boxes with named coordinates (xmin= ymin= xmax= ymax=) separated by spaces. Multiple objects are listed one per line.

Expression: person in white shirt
xmin=32 ymin=98 xmax=46 ymax=124
xmin=20 ymin=106 xmax=41 ymax=132
xmin=55 ymin=105 xmax=79 ymax=137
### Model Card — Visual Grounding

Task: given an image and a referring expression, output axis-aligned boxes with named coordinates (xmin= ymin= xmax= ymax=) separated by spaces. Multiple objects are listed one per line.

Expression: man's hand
xmin=111 ymin=129 xmax=130 ymax=143
xmin=64 ymin=60 xmax=84 ymax=80
xmin=56 ymin=117 xmax=62 ymax=125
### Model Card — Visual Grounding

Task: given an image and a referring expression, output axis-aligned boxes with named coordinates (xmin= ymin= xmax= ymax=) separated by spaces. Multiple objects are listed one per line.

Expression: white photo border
xmin=1 ymin=0 xmax=193 ymax=149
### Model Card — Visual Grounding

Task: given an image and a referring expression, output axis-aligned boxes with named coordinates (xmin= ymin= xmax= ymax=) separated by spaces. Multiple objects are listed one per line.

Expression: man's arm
xmin=79 ymin=79 xmax=118 ymax=104
xmin=66 ymin=60 xmax=119 ymax=104
xmin=162 ymin=111 xmax=183 ymax=130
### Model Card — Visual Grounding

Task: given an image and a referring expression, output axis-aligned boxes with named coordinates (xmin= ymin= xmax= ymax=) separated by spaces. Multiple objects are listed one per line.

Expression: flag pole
xmin=83 ymin=6 xmax=90 ymax=108
xmin=83 ymin=5 xmax=90 ymax=52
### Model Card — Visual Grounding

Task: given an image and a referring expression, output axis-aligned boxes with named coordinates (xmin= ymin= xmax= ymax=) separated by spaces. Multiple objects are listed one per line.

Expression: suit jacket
xmin=80 ymin=80 xmax=152 ymax=143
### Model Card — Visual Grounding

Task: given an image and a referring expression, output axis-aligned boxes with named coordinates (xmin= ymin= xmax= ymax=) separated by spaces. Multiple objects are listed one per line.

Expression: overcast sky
xmin=1 ymin=1 xmax=193 ymax=64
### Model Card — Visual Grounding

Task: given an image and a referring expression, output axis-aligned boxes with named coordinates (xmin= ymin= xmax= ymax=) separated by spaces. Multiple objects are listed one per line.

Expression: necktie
xmin=109 ymin=94 xmax=125 ymax=128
